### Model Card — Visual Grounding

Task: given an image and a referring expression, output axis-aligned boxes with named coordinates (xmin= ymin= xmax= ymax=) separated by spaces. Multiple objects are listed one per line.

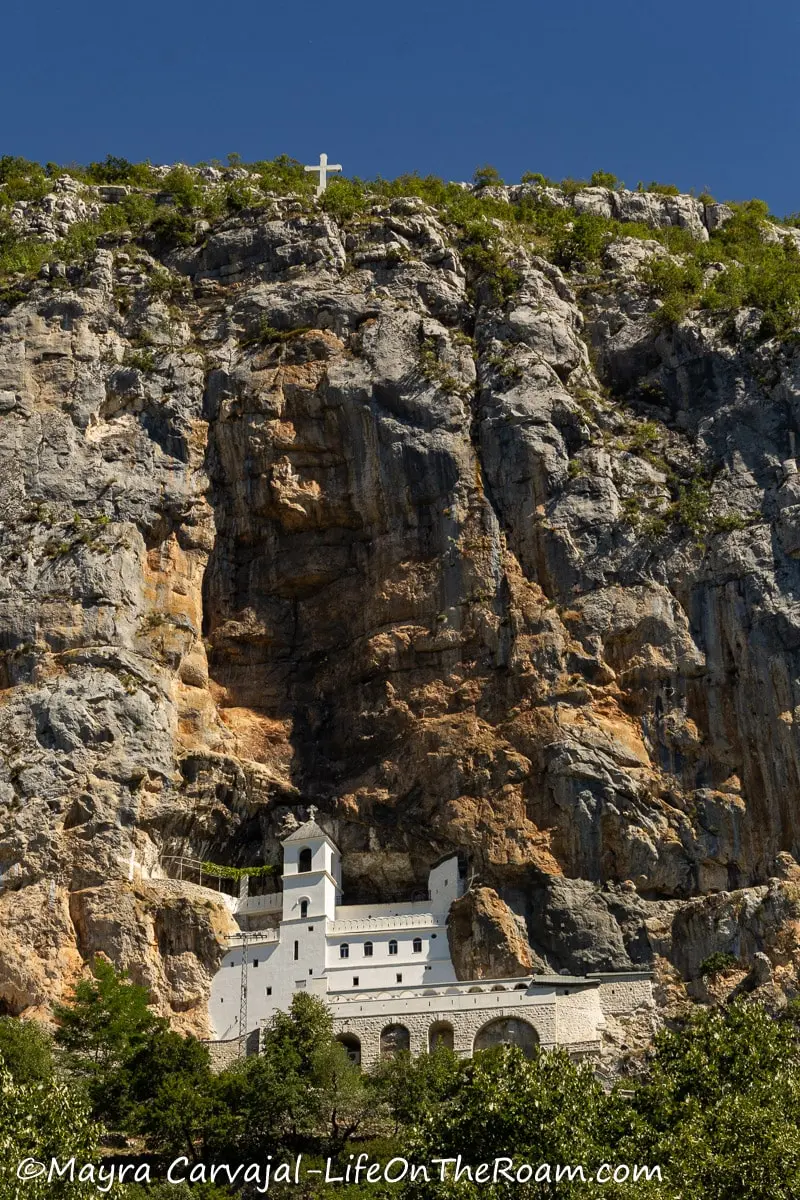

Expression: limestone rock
xmin=10 ymin=176 xmax=102 ymax=243
xmin=4 ymin=174 xmax=800 ymax=1045
xmin=448 ymin=887 xmax=543 ymax=978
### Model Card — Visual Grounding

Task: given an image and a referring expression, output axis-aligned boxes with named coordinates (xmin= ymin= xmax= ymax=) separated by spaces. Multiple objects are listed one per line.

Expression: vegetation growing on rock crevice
xmin=642 ymin=200 xmax=800 ymax=337
xmin=4 ymin=154 xmax=800 ymax=344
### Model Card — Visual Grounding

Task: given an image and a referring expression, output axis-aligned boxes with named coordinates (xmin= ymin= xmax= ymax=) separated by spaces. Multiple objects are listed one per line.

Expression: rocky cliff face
xmin=2 ymin=171 xmax=800 ymax=1038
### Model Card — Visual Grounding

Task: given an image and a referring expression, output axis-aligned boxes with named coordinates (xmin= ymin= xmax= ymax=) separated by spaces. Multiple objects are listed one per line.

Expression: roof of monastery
xmin=282 ymin=818 xmax=332 ymax=844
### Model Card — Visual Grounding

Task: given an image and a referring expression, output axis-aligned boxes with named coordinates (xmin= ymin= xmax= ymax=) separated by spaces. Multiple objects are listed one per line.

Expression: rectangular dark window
xmin=352 ymin=976 xmax=359 ymax=986
xmin=266 ymin=987 xmax=272 ymax=995
xmin=252 ymin=958 xmax=259 ymax=967
xmin=308 ymin=925 xmax=314 ymax=931
xmin=294 ymin=940 xmax=299 ymax=961
xmin=309 ymin=968 xmax=313 ymax=975
xmin=396 ymin=973 xmax=403 ymax=983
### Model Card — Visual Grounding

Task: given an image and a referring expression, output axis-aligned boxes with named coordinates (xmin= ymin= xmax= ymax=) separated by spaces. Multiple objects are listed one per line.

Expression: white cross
xmin=304 ymin=153 xmax=342 ymax=196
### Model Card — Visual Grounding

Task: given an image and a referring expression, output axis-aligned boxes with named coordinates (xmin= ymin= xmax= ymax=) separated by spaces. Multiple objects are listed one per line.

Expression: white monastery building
xmin=208 ymin=819 xmax=653 ymax=1067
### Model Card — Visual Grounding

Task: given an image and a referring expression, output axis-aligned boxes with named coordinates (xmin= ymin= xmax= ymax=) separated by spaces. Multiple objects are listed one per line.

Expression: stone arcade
xmin=208 ymin=820 xmax=653 ymax=1066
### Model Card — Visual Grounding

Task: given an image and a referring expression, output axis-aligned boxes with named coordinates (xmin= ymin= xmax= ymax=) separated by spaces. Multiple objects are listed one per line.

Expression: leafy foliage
xmin=199 ymin=860 xmax=277 ymax=880
xmin=320 ymin=177 xmax=370 ymax=222
xmin=85 ymin=155 xmax=158 ymax=187
xmin=0 ymin=1019 xmax=53 ymax=1084
xmin=645 ymin=181 xmax=681 ymax=196
xmin=0 ymin=157 xmax=51 ymax=209
xmin=472 ymin=165 xmax=505 ymax=188
xmin=700 ymin=951 xmax=739 ymax=977
xmin=147 ymin=207 xmax=195 ymax=249
xmin=590 ymin=170 xmax=620 ymax=189
xmin=0 ymin=1061 xmax=98 ymax=1199
xmin=0 ymin=972 xmax=790 ymax=1198
xmin=642 ymin=199 xmax=800 ymax=338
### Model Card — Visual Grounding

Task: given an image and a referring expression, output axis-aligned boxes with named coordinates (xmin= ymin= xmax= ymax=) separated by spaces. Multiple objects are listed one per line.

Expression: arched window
xmin=428 ymin=1021 xmax=455 ymax=1052
xmin=412 ymin=937 xmax=422 ymax=953
xmin=340 ymin=943 xmax=349 ymax=959
xmin=298 ymin=847 xmax=312 ymax=873
xmin=363 ymin=942 xmax=373 ymax=957
xmin=474 ymin=1017 xmax=539 ymax=1058
xmin=337 ymin=1033 xmax=361 ymax=1066
xmin=380 ymin=1024 xmax=410 ymax=1058
xmin=388 ymin=939 xmax=398 ymax=956
xmin=299 ymin=899 xmax=309 ymax=919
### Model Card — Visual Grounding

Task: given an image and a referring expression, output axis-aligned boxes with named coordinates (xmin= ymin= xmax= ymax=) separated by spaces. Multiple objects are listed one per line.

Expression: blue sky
xmin=3 ymin=0 xmax=799 ymax=214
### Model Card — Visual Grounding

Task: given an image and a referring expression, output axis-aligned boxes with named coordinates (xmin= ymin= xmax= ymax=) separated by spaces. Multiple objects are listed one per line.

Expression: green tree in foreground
xmin=53 ymin=956 xmax=162 ymax=1065
xmin=401 ymin=1043 xmax=606 ymax=1198
xmin=0 ymin=1060 xmax=97 ymax=1200
xmin=35 ymin=961 xmax=800 ymax=1198
xmin=0 ymin=1017 xmax=53 ymax=1084
xmin=624 ymin=1002 xmax=800 ymax=1200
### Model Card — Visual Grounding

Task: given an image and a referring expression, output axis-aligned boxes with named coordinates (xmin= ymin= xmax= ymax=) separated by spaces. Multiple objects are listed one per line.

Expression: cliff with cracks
xmin=2 ymin=159 xmax=800 ymax=1045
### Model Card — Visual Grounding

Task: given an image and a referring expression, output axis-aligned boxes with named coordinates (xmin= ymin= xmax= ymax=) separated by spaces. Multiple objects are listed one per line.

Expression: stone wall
xmin=596 ymin=976 xmax=655 ymax=1017
xmin=333 ymin=1004 xmax=558 ymax=1066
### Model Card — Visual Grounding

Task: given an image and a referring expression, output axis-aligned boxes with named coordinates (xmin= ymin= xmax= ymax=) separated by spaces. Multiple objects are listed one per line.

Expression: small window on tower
xmin=300 ymin=899 xmax=308 ymax=919
xmin=266 ymin=987 xmax=272 ymax=995
xmin=396 ymin=973 xmax=403 ymax=983
xmin=294 ymin=940 xmax=299 ymax=961
xmin=340 ymin=943 xmax=349 ymax=959
xmin=352 ymin=976 xmax=359 ymax=986
xmin=388 ymin=939 xmax=398 ymax=956
xmin=298 ymin=848 xmax=312 ymax=872
xmin=252 ymin=958 xmax=259 ymax=968
xmin=363 ymin=941 xmax=373 ymax=957
xmin=413 ymin=938 xmax=422 ymax=953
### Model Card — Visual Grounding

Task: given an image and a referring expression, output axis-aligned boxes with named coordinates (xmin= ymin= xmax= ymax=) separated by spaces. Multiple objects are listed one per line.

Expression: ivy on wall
xmin=199 ymin=862 xmax=277 ymax=880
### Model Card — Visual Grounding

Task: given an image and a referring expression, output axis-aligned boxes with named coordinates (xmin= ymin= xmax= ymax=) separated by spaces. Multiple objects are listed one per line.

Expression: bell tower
xmin=281 ymin=813 xmax=341 ymax=923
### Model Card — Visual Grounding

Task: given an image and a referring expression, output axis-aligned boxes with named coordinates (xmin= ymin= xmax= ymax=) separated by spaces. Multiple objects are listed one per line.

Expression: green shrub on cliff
xmin=472 ymin=165 xmax=505 ymax=188
xmin=590 ymin=170 xmax=620 ymax=189
xmin=252 ymin=154 xmax=315 ymax=196
xmin=321 ymin=176 xmax=370 ymax=221
xmin=646 ymin=181 xmax=680 ymax=196
xmin=0 ymin=156 xmax=50 ymax=209
xmin=85 ymin=155 xmax=158 ymax=188
xmin=642 ymin=199 xmax=800 ymax=338
xmin=700 ymin=951 xmax=739 ymax=976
